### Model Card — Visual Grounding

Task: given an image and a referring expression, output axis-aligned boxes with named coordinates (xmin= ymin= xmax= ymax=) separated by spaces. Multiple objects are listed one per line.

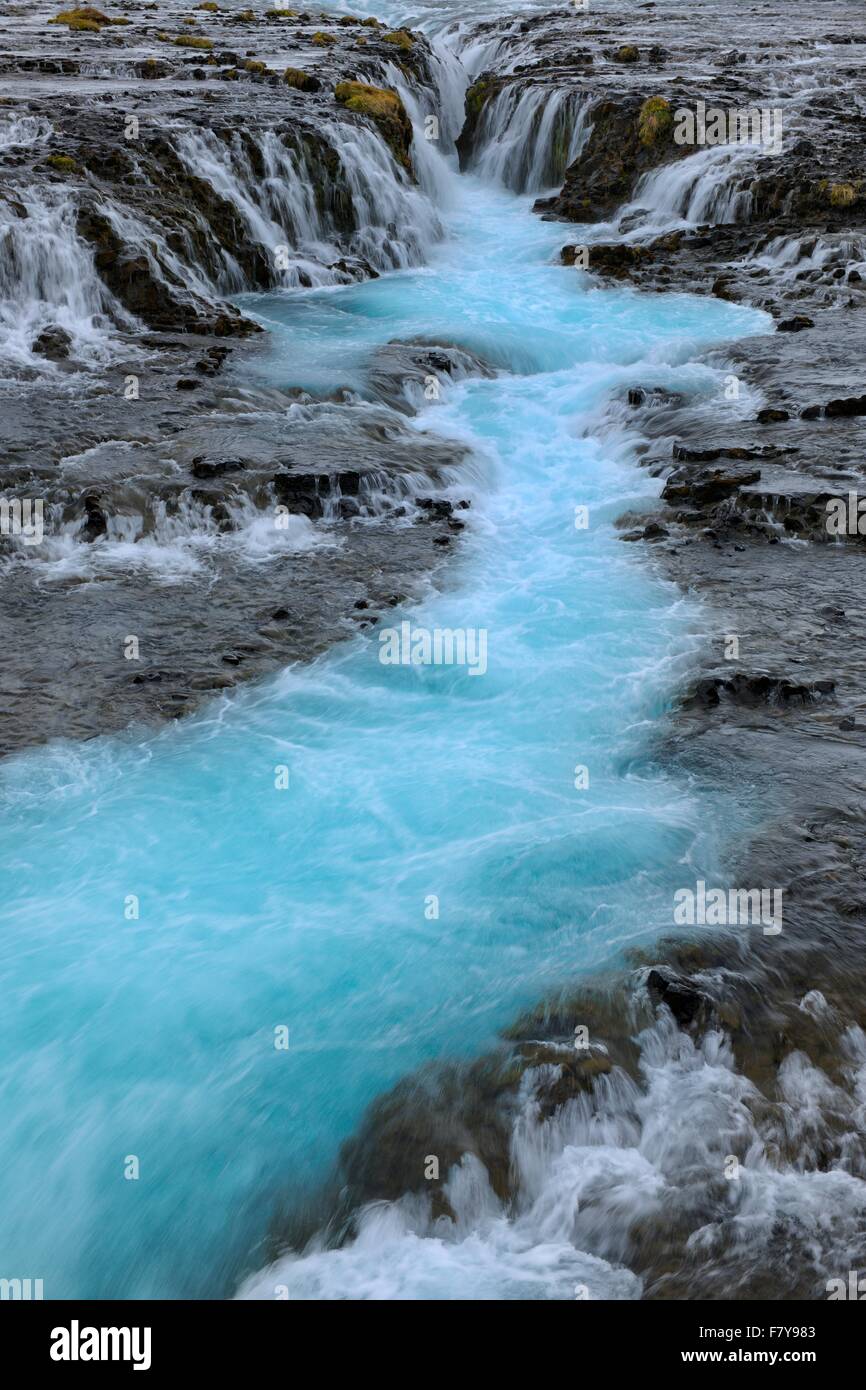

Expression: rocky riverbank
xmin=0 ymin=1 xmax=470 ymax=752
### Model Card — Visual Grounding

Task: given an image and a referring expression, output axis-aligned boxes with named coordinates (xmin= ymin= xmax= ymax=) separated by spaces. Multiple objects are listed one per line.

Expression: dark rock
xmin=824 ymin=394 xmax=866 ymax=418
xmin=682 ymin=673 xmax=835 ymax=710
xmin=776 ymin=315 xmax=815 ymax=333
xmin=756 ymin=408 xmax=789 ymax=424
xmin=32 ymin=326 xmax=72 ymax=360
xmin=662 ymin=465 xmax=761 ymax=507
xmin=78 ymin=490 xmax=107 ymax=543
xmin=417 ymin=497 xmax=453 ymax=518
xmin=646 ymin=969 xmax=708 ymax=1027
xmin=190 ymin=457 xmax=248 ymax=480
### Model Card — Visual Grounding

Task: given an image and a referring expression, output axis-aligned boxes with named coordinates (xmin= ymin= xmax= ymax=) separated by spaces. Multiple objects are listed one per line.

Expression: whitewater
xmin=0 ymin=9 xmax=779 ymax=1299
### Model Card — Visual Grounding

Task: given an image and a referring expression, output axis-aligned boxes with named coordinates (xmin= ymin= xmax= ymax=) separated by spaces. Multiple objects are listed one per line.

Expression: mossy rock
xmin=383 ymin=29 xmax=413 ymax=51
xmin=284 ymin=66 xmax=319 ymax=92
xmin=46 ymin=153 xmax=79 ymax=171
xmin=638 ymin=95 xmax=672 ymax=146
xmin=237 ymin=8 xmax=256 ymax=18
xmin=174 ymin=34 xmax=213 ymax=49
xmin=361 ymin=16 xmax=381 ymax=26
xmin=244 ymin=59 xmax=267 ymax=74
xmin=829 ymin=182 xmax=857 ymax=208
xmin=334 ymin=80 xmax=413 ymax=171
xmin=50 ymin=7 xmax=108 ymax=25
xmin=311 ymin=30 xmax=337 ymax=46
xmin=617 ymin=45 xmax=639 ymax=62
xmin=464 ymin=77 xmax=491 ymax=119
xmin=195 ymin=2 xmax=219 ymax=9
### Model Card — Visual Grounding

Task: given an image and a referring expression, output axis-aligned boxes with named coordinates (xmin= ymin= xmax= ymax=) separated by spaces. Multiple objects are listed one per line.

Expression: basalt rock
xmin=682 ymin=673 xmax=835 ymax=710
xmin=32 ymin=325 xmax=72 ymax=359
xmin=535 ymin=95 xmax=691 ymax=223
xmin=661 ymin=465 xmax=762 ymax=508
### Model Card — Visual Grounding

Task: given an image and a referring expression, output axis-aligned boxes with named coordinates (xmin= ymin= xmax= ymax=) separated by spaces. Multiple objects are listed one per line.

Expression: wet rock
xmin=682 ymin=673 xmax=835 ymax=710
xmin=76 ymin=205 xmax=259 ymax=337
xmin=32 ymin=326 xmax=72 ymax=360
xmin=646 ymin=969 xmax=709 ymax=1028
xmin=662 ymin=465 xmax=762 ymax=508
xmin=283 ymin=67 xmax=320 ymax=93
xmin=562 ymin=240 xmax=652 ymax=279
xmin=824 ymin=394 xmax=866 ymax=418
xmin=776 ymin=315 xmax=815 ymax=333
xmin=190 ymin=457 xmax=248 ymax=480
xmin=78 ymin=490 xmax=107 ymax=543
xmin=417 ymin=497 xmax=453 ymax=519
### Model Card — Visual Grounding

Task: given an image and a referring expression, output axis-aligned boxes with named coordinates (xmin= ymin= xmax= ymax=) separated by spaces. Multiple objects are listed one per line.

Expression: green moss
xmin=464 ymin=77 xmax=490 ymax=119
xmin=284 ymin=66 xmax=317 ymax=90
xmin=361 ymin=16 xmax=381 ymax=26
xmin=311 ymin=30 xmax=337 ymax=45
xmin=335 ymin=80 xmax=399 ymax=120
xmin=617 ymin=45 xmax=639 ymax=62
xmin=50 ymin=6 xmax=108 ymax=25
xmin=638 ymin=95 xmax=672 ymax=146
xmin=829 ymin=182 xmax=857 ymax=208
xmin=334 ymin=80 xmax=412 ymax=169
xmin=194 ymin=2 xmax=219 ymax=9
xmin=383 ymin=28 xmax=413 ymax=50
xmin=46 ymin=153 xmax=79 ymax=171
xmin=245 ymin=59 xmax=267 ymax=73
xmin=173 ymin=34 xmax=213 ymax=48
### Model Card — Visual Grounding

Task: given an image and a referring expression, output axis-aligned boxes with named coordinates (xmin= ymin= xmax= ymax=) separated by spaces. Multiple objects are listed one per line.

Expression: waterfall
xmin=0 ymin=112 xmax=53 ymax=151
xmin=0 ymin=190 xmax=129 ymax=370
xmin=0 ymin=113 xmax=449 ymax=373
xmin=465 ymin=85 xmax=593 ymax=194
xmin=628 ymin=144 xmax=755 ymax=231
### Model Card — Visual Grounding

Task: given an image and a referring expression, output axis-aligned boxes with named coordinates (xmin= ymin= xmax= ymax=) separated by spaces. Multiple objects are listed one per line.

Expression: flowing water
xmin=0 ymin=10 xmax=776 ymax=1299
